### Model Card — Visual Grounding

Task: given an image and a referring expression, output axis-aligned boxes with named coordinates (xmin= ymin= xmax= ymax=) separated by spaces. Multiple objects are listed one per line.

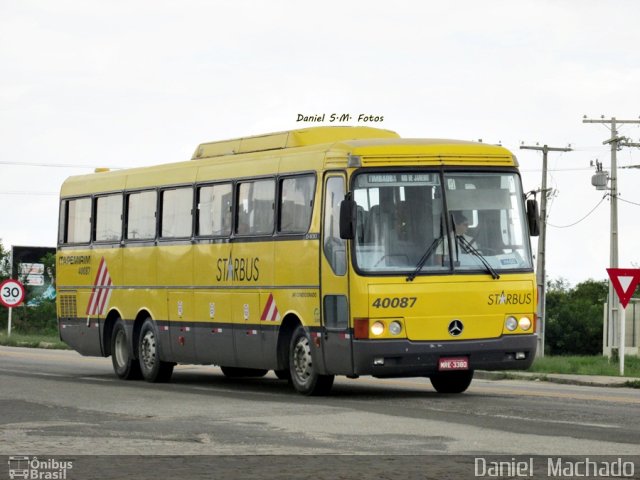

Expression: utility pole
xmin=520 ymin=144 xmax=572 ymax=357
xmin=583 ymin=116 xmax=640 ymax=370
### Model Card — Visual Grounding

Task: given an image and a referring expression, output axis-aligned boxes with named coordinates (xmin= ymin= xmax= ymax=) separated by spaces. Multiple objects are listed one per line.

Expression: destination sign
xmin=355 ymin=173 xmax=438 ymax=188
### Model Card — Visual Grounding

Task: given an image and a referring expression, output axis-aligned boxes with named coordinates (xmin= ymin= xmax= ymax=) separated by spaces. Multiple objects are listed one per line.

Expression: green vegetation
xmin=545 ymin=278 xmax=609 ymax=356
xmin=529 ymin=355 xmax=640 ymax=378
xmin=0 ymin=331 xmax=67 ymax=349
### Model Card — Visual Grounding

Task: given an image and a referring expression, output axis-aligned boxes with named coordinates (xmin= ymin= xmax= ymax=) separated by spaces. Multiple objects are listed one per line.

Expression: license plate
xmin=438 ymin=356 xmax=469 ymax=371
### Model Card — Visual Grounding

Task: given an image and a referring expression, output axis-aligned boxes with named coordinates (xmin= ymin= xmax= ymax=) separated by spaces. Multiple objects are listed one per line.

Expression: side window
xmin=126 ymin=190 xmax=157 ymax=240
xmin=323 ymin=177 xmax=346 ymax=275
xmin=279 ymin=175 xmax=315 ymax=234
xmin=161 ymin=187 xmax=193 ymax=238
xmin=197 ymin=183 xmax=232 ymax=236
xmin=324 ymin=295 xmax=348 ymax=329
xmin=60 ymin=197 xmax=91 ymax=244
xmin=236 ymin=179 xmax=275 ymax=235
xmin=95 ymin=194 xmax=123 ymax=242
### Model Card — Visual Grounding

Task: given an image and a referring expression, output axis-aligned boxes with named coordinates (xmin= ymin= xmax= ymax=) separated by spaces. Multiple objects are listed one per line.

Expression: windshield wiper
xmin=457 ymin=235 xmax=500 ymax=280
xmin=406 ymin=236 xmax=443 ymax=282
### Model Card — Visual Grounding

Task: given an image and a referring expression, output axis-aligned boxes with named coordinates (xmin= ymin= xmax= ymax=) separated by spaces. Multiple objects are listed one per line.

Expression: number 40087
xmin=371 ymin=297 xmax=417 ymax=309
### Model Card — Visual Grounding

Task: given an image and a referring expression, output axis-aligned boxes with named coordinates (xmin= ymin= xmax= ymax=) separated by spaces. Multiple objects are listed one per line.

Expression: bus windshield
xmin=352 ymin=170 xmax=533 ymax=275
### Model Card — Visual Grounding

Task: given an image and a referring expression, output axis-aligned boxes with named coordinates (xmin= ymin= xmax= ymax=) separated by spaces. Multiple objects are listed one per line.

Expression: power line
xmin=547 ymin=195 xmax=608 ymax=228
xmin=583 ymin=115 xmax=640 ymax=376
xmin=617 ymin=195 xmax=640 ymax=207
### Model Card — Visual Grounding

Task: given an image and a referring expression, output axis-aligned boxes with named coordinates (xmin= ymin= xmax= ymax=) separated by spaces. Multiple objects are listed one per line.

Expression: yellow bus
xmin=57 ymin=126 xmax=539 ymax=395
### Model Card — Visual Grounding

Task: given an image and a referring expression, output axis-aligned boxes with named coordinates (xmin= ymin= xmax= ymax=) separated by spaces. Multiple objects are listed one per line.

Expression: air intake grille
xmin=59 ymin=292 xmax=77 ymax=318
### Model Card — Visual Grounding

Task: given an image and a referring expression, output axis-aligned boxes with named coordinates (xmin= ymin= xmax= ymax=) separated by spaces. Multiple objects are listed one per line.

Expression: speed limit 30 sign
xmin=0 ymin=279 xmax=25 ymax=308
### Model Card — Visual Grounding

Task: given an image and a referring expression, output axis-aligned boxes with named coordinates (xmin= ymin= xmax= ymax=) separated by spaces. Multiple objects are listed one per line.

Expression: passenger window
xmin=126 ymin=190 xmax=157 ymax=240
xmin=161 ymin=187 xmax=193 ymax=238
xmin=279 ymin=175 xmax=315 ymax=233
xmin=95 ymin=194 xmax=123 ymax=242
xmin=236 ymin=179 xmax=275 ymax=235
xmin=323 ymin=177 xmax=346 ymax=275
xmin=197 ymin=183 xmax=232 ymax=236
xmin=61 ymin=197 xmax=92 ymax=244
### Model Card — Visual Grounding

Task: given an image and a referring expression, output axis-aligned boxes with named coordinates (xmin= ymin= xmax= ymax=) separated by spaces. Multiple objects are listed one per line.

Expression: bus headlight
xmin=519 ymin=317 xmax=532 ymax=331
xmin=505 ymin=316 xmax=518 ymax=331
xmin=389 ymin=321 xmax=403 ymax=336
xmin=371 ymin=321 xmax=385 ymax=336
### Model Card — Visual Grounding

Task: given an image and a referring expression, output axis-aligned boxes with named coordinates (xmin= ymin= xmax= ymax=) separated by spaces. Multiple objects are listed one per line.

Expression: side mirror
xmin=339 ymin=195 xmax=356 ymax=240
xmin=526 ymin=199 xmax=540 ymax=237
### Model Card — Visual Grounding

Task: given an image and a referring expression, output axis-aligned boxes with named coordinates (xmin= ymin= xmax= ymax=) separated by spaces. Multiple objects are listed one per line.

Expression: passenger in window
xmin=436 ymin=211 xmax=478 ymax=264
xmin=452 ymin=212 xmax=477 ymax=250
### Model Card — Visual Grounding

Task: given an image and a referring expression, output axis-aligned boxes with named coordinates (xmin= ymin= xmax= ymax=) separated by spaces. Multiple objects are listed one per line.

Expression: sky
xmin=1 ymin=0 xmax=640 ymax=286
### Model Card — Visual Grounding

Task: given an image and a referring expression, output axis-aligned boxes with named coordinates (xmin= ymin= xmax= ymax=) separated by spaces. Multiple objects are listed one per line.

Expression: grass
xmin=0 ymin=331 xmax=69 ymax=349
xmin=529 ymin=355 xmax=640 ymax=378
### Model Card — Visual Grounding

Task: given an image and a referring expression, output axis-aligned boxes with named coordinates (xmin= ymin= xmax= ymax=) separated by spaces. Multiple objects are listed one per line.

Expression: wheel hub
xmin=292 ymin=336 xmax=313 ymax=382
xmin=140 ymin=330 xmax=157 ymax=370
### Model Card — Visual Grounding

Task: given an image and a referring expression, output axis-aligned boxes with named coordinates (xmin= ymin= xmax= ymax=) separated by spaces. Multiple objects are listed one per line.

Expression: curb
xmin=475 ymin=371 xmax=640 ymax=389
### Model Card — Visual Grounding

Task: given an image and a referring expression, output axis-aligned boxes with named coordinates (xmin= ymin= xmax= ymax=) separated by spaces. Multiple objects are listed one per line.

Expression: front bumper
xmin=352 ymin=334 xmax=537 ymax=377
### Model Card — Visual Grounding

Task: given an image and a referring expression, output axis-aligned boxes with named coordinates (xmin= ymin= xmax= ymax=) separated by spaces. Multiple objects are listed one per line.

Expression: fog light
xmin=519 ymin=317 xmax=532 ymax=331
xmin=505 ymin=316 xmax=518 ymax=331
xmin=389 ymin=321 xmax=402 ymax=336
xmin=371 ymin=321 xmax=385 ymax=336
xmin=515 ymin=352 xmax=527 ymax=360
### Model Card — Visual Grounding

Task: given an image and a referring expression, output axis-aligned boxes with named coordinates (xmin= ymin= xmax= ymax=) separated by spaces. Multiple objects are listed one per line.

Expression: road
xmin=1 ymin=345 xmax=639 ymax=479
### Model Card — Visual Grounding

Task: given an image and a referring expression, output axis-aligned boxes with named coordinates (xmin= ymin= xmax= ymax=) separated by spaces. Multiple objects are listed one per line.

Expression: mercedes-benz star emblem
xmin=448 ymin=320 xmax=464 ymax=337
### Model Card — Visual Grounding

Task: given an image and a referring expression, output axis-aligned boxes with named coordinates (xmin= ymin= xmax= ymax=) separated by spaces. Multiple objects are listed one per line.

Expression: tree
xmin=0 ymin=240 xmax=9 ymax=281
xmin=545 ymin=278 xmax=608 ymax=355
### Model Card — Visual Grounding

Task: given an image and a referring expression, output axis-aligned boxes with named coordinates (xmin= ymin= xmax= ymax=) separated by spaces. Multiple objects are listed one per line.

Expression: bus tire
xmin=220 ymin=366 xmax=268 ymax=378
xmin=429 ymin=370 xmax=474 ymax=394
xmin=138 ymin=318 xmax=174 ymax=383
xmin=289 ymin=326 xmax=334 ymax=395
xmin=111 ymin=319 xmax=142 ymax=380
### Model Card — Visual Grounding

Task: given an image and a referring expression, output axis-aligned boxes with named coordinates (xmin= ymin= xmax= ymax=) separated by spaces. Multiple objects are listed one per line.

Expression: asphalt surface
xmin=1 ymin=346 xmax=639 ymax=479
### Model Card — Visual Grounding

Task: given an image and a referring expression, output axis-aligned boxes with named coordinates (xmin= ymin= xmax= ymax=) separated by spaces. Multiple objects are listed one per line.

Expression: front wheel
xmin=289 ymin=326 xmax=334 ymax=395
xmin=138 ymin=318 xmax=174 ymax=383
xmin=111 ymin=319 xmax=141 ymax=380
xmin=429 ymin=370 xmax=474 ymax=394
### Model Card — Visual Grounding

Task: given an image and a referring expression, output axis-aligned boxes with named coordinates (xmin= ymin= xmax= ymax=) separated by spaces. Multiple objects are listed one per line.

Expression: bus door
xmin=320 ymin=173 xmax=353 ymax=375
xmin=231 ymin=178 xmax=275 ymax=368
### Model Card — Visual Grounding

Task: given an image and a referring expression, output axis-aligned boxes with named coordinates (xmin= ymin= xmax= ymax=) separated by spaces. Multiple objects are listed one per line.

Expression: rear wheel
xmin=289 ymin=326 xmax=334 ymax=395
xmin=220 ymin=366 xmax=268 ymax=378
xmin=138 ymin=318 xmax=174 ymax=383
xmin=111 ymin=320 xmax=141 ymax=380
xmin=429 ymin=370 xmax=474 ymax=394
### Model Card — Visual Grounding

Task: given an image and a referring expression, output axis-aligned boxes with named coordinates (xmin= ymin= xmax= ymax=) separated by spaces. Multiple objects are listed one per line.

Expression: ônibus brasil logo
xmin=8 ymin=456 xmax=73 ymax=480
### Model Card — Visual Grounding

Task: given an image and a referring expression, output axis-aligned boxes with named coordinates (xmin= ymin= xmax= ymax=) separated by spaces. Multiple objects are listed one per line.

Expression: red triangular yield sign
xmin=607 ymin=268 xmax=640 ymax=309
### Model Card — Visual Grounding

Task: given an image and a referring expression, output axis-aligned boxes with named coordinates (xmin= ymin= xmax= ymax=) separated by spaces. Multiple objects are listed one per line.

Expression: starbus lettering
xmin=216 ymin=256 xmax=260 ymax=282
xmin=487 ymin=291 xmax=532 ymax=306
